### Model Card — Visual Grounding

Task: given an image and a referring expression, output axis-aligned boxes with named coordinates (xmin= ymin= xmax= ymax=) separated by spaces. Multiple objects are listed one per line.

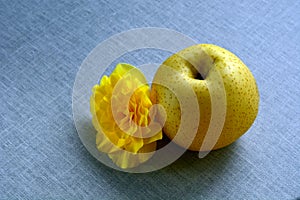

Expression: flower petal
xmin=90 ymin=63 xmax=163 ymax=169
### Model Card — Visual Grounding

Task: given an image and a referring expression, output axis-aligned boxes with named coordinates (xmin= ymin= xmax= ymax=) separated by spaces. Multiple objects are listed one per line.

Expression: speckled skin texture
xmin=152 ymin=44 xmax=259 ymax=151
xmin=1 ymin=0 xmax=299 ymax=198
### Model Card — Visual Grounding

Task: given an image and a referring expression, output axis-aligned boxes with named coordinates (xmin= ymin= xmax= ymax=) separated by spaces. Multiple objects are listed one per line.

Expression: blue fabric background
xmin=1 ymin=0 xmax=299 ymax=199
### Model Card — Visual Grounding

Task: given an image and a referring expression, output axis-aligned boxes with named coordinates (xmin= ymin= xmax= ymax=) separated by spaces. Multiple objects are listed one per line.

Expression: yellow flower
xmin=90 ymin=63 xmax=163 ymax=169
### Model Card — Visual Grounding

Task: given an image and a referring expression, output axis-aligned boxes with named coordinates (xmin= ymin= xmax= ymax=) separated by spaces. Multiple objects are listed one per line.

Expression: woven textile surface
xmin=0 ymin=0 xmax=299 ymax=199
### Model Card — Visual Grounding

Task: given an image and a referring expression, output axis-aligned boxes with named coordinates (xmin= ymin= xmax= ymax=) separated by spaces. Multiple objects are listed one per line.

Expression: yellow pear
xmin=151 ymin=44 xmax=259 ymax=151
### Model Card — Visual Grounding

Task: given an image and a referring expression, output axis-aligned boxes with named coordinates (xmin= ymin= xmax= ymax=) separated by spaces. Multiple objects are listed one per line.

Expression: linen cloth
xmin=0 ymin=0 xmax=299 ymax=199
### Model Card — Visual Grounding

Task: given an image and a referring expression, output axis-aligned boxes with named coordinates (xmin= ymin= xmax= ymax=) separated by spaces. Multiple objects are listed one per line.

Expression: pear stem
xmin=180 ymin=48 xmax=214 ymax=79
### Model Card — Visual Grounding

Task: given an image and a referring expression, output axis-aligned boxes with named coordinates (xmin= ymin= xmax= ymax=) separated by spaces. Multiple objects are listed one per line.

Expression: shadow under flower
xmin=76 ymin=116 xmax=240 ymax=199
